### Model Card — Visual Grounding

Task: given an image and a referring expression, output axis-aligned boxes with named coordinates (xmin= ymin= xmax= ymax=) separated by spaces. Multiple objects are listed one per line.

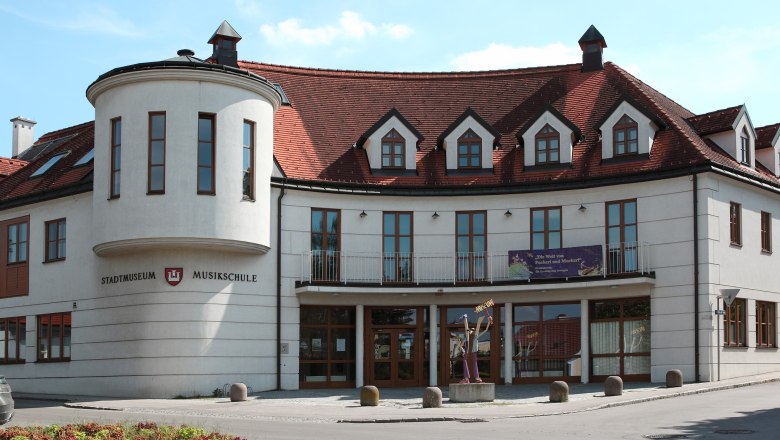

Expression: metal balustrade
xmin=300 ymin=242 xmax=650 ymax=285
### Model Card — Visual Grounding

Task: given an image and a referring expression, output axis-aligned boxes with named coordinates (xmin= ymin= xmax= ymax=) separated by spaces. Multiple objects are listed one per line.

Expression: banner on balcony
xmin=508 ymin=245 xmax=603 ymax=280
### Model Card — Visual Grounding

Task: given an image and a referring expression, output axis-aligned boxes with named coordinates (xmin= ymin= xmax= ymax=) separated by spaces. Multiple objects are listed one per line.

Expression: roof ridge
xmin=37 ymin=120 xmax=94 ymax=143
xmin=686 ymin=104 xmax=744 ymax=121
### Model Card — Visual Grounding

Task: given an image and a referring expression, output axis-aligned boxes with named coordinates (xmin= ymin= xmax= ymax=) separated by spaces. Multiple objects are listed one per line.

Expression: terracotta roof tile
xmin=0 ymin=158 xmax=28 ymax=177
xmin=756 ymin=123 xmax=780 ymax=150
xmin=685 ymin=105 xmax=743 ymax=136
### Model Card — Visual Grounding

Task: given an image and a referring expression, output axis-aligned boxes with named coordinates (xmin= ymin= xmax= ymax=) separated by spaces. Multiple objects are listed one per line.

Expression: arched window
xmin=613 ymin=115 xmax=638 ymax=156
xmin=535 ymin=124 xmax=560 ymax=164
xmin=740 ymin=127 xmax=750 ymax=164
xmin=457 ymin=129 xmax=482 ymax=169
xmin=381 ymin=129 xmax=405 ymax=168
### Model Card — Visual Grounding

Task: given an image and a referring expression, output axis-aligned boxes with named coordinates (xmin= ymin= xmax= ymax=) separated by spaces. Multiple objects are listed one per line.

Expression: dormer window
xmin=740 ymin=127 xmax=750 ymax=164
xmin=614 ymin=115 xmax=638 ymax=156
xmin=382 ymin=129 xmax=405 ymax=169
xmin=458 ymin=129 xmax=482 ymax=169
xmin=536 ymin=124 xmax=560 ymax=164
xmin=30 ymin=152 xmax=69 ymax=178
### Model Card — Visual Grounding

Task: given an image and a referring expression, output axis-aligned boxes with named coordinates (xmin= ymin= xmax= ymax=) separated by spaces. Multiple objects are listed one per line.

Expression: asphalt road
xmin=7 ymin=381 xmax=780 ymax=439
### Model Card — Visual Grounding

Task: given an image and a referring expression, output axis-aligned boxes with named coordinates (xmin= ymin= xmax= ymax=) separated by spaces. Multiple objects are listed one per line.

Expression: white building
xmin=0 ymin=23 xmax=778 ymax=397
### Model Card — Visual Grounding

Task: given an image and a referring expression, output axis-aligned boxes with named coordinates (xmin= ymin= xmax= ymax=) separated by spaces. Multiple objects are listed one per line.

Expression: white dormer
xmin=440 ymin=108 xmax=499 ymax=171
xmin=696 ymin=105 xmax=756 ymax=169
xmin=755 ymin=124 xmax=780 ymax=177
xmin=359 ymin=108 xmax=422 ymax=172
xmin=519 ymin=106 xmax=580 ymax=167
xmin=599 ymin=100 xmax=661 ymax=160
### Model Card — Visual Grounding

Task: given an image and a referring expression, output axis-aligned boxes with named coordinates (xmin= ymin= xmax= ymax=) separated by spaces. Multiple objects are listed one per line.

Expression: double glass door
xmin=371 ymin=329 xmax=418 ymax=386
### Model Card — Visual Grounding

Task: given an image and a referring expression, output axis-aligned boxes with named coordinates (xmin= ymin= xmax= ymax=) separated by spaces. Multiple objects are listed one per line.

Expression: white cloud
xmin=261 ymin=11 xmax=412 ymax=46
xmin=0 ymin=3 xmax=140 ymax=38
xmin=234 ymin=0 xmax=263 ymax=18
xmin=450 ymin=42 xmax=580 ymax=71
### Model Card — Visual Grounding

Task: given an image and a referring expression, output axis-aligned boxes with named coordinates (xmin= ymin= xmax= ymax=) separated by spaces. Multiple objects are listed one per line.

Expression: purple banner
xmin=508 ymin=245 xmax=603 ymax=280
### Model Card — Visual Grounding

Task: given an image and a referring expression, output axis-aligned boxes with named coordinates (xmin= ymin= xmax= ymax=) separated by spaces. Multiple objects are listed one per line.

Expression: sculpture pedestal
xmin=448 ymin=382 xmax=495 ymax=403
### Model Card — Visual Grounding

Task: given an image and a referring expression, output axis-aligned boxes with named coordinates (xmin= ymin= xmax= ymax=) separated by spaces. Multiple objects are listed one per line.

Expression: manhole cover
xmin=714 ymin=429 xmax=755 ymax=435
xmin=643 ymin=435 xmax=690 ymax=439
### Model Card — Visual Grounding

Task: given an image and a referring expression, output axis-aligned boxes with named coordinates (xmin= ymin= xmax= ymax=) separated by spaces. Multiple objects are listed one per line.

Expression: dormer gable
xmin=598 ymin=99 xmax=664 ymax=160
xmin=358 ymin=108 xmax=423 ymax=173
xmin=688 ymin=105 xmax=756 ymax=168
xmin=439 ymin=108 xmax=500 ymax=171
xmin=518 ymin=104 xmax=582 ymax=168
xmin=756 ymin=123 xmax=780 ymax=177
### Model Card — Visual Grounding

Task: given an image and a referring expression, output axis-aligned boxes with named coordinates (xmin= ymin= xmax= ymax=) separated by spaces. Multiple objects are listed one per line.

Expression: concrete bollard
xmin=360 ymin=385 xmax=380 ymax=406
xmin=666 ymin=369 xmax=683 ymax=388
xmin=422 ymin=386 xmax=443 ymax=408
xmin=604 ymin=376 xmax=623 ymax=396
xmin=549 ymin=381 xmax=569 ymax=403
xmin=230 ymin=383 xmax=247 ymax=402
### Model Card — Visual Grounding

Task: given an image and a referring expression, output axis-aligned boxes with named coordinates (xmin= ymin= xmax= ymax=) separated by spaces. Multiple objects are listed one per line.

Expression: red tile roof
xmin=0 ymin=158 xmax=28 ymax=178
xmin=756 ymin=124 xmax=780 ymax=150
xmin=685 ymin=105 xmax=742 ymax=136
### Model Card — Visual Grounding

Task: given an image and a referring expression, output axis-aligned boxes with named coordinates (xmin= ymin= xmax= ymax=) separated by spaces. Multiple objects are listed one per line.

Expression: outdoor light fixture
xmin=432 ymin=212 xmax=440 ymax=219
xmin=504 ymin=210 xmax=512 ymax=217
xmin=579 ymin=204 xmax=587 ymax=212
xmin=359 ymin=210 xmax=367 ymax=218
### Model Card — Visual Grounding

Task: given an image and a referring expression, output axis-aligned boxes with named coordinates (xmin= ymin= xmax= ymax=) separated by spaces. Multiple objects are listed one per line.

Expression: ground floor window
xmin=37 ymin=312 xmax=70 ymax=362
xmin=512 ymin=303 xmax=581 ymax=382
xmin=442 ymin=305 xmax=496 ymax=384
xmin=0 ymin=316 xmax=25 ymax=363
xmin=590 ymin=297 xmax=650 ymax=379
xmin=299 ymin=306 xmax=355 ymax=387
xmin=756 ymin=301 xmax=775 ymax=348
xmin=724 ymin=298 xmax=746 ymax=347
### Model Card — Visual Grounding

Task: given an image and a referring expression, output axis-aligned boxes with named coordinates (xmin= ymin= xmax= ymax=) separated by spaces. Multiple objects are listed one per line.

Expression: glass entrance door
xmin=371 ymin=329 xmax=419 ymax=386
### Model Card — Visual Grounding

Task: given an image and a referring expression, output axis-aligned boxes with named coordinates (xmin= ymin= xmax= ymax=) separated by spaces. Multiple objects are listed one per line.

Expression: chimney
xmin=578 ymin=25 xmax=607 ymax=72
xmin=207 ymin=20 xmax=242 ymax=68
xmin=10 ymin=116 xmax=36 ymax=158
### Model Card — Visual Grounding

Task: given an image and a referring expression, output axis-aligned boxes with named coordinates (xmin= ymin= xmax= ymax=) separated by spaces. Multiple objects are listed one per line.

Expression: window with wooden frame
xmin=756 ymin=301 xmax=776 ymax=348
xmin=456 ymin=211 xmax=486 ymax=281
xmin=739 ymin=127 xmax=750 ymax=164
xmin=311 ymin=208 xmax=340 ymax=282
xmin=0 ymin=316 xmax=26 ymax=363
xmin=606 ymin=200 xmax=638 ymax=273
xmin=197 ymin=114 xmax=216 ymax=195
xmin=613 ymin=115 xmax=638 ymax=156
xmin=531 ymin=207 xmax=562 ymax=250
xmin=730 ymin=202 xmax=742 ymax=246
xmin=0 ymin=216 xmax=29 ymax=297
xmin=243 ymin=120 xmax=255 ymax=199
xmin=724 ymin=298 xmax=746 ymax=347
xmin=457 ymin=129 xmax=482 ymax=169
xmin=148 ymin=112 xmax=166 ymax=194
xmin=110 ymin=117 xmax=121 ymax=198
xmin=45 ymin=218 xmax=66 ymax=262
xmin=299 ymin=306 xmax=356 ymax=387
xmin=590 ymin=297 xmax=650 ymax=379
xmin=37 ymin=312 xmax=71 ymax=362
xmin=761 ymin=211 xmax=771 ymax=253
xmin=382 ymin=212 xmax=412 ymax=282
xmin=535 ymin=124 xmax=560 ymax=164
xmin=381 ymin=129 xmax=405 ymax=169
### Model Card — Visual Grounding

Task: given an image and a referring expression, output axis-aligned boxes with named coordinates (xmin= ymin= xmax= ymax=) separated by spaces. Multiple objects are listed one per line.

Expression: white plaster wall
xmin=520 ymin=111 xmax=575 ymax=166
xmin=442 ymin=117 xmax=495 ymax=170
xmin=599 ymin=101 xmax=657 ymax=160
xmin=707 ymin=115 xmax=755 ymax=168
xmin=90 ymin=72 xmax=276 ymax=253
xmin=755 ymin=145 xmax=778 ymax=176
xmin=363 ymin=117 xmax=419 ymax=170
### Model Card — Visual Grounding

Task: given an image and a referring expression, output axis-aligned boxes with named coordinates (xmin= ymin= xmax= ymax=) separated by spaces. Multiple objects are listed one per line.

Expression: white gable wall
xmin=520 ymin=110 xmax=575 ymax=166
xmin=442 ymin=117 xmax=495 ymax=170
xmin=363 ymin=117 xmax=419 ymax=170
xmin=600 ymin=101 xmax=657 ymax=160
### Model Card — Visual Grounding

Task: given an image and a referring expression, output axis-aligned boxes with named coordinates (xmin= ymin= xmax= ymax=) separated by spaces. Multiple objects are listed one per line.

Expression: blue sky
xmin=2 ymin=0 xmax=780 ymax=158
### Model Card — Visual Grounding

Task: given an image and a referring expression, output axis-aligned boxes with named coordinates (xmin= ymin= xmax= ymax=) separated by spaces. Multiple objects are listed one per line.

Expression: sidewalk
xmin=23 ymin=372 xmax=780 ymax=423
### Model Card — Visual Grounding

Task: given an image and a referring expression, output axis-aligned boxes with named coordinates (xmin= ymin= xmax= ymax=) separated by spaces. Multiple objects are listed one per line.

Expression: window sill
xmin=723 ymin=344 xmax=747 ymax=349
xmin=0 ymin=293 xmax=29 ymax=299
xmin=761 ymin=249 xmax=772 ymax=255
xmin=197 ymin=192 xmax=216 ymax=196
xmin=108 ymin=195 xmax=120 ymax=200
xmin=730 ymin=242 xmax=742 ymax=248
xmin=35 ymin=358 xmax=71 ymax=363
xmin=146 ymin=192 xmax=165 ymax=196
xmin=242 ymin=196 xmax=255 ymax=202
xmin=755 ymin=345 xmax=778 ymax=350
xmin=43 ymin=258 xmax=65 ymax=264
xmin=0 ymin=360 xmax=25 ymax=365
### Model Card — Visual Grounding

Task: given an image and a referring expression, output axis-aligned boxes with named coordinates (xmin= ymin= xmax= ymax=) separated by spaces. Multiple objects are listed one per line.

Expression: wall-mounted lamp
xmin=504 ymin=209 xmax=512 ymax=217
xmin=578 ymin=204 xmax=587 ymax=212
xmin=359 ymin=210 xmax=367 ymax=218
xmin=432 ymin=212 xmax=440 ymax=219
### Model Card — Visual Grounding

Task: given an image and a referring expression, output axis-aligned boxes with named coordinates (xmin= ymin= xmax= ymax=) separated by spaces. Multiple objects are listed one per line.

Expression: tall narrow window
xmin=613 ymin=115 xmax=638 ymax=156
xmin=383 ymin=212 xmax=413 ymax=282
xmin=197 ymin=114 xmax=216 ymax=195
xmin=740 ymin=127 xmax=750 ymax=164
xmin=0 ymin=216 xmax=29 ymax=297
xmin=456 ymin=211 xmax=486 ymax=281
xmin=756 ymin=301 xmax=776 ymax=348
xmin=37 ymin=312 xmax=71 ymax=362
xmin=110 ymin=117 xmax=121 ymax=198
xmin=381 ymin=129 xmax=405 ymax=169
xmin=730 ymin=202 xmax=741 ymax=246
xmin=148 ymin=112 xmax=166 ymax=194
xmin=45 ymin=218 xmax=66 ymax=262
xmin=7 ymin=221 xmax=28 ymax=264
xmin=311 ymin=209 xmax=340 ymax=282
xmin=457 ymin=129 xmax=482 ymax=169
xmin=761 ymin=211 xmax=771 ymax=253
xmin=243 ymin=120 xmax=255 ymax=199
xmin=0 ymin=316 xmax=26 ymax=363
xmin=531 ymin=207 xmax=562 ymax=249
xmin=535 ymin=125 xmax=560 ymax=164
xmin=724 ymin=298 xmax=746 ymax=347
xmin=606 ymin=200 xmax=638 ymax=273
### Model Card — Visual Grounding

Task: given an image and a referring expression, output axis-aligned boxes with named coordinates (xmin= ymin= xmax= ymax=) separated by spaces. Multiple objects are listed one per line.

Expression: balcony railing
xmin=300 ymin=242 xmax=651 ymax=285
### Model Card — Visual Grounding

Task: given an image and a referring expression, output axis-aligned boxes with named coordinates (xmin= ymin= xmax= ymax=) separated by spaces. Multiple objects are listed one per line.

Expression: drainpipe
xmin=276 ymin=184 xmax=286 ymax=390
xmin=693 ymin=173 xmax=701 ymax=382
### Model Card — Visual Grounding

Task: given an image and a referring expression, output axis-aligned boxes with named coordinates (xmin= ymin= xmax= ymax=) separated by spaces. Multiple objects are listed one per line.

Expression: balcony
xmin=299 ymin=241 xmax=651 ymax=286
